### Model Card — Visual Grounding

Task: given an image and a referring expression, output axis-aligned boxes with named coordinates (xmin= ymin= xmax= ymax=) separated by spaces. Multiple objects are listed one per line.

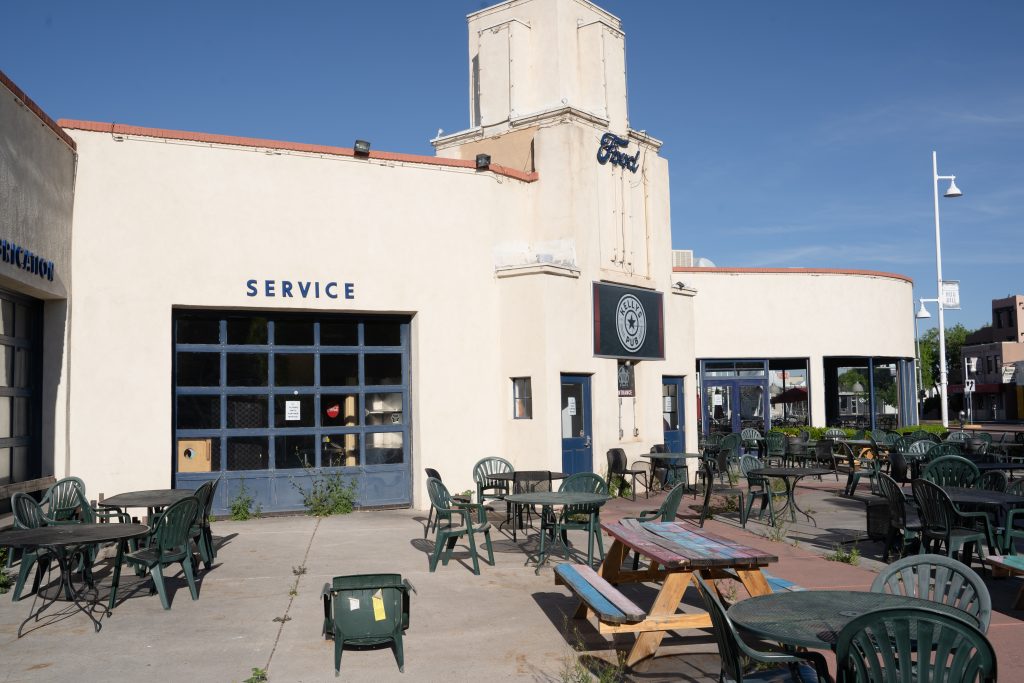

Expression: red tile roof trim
xmin=57 ymin=120 xmax=539 ymax=183
xmin=0 ymin=70 xmax=77 ymax=151
xmin=673 ymin=266 xmax=913 ymax=284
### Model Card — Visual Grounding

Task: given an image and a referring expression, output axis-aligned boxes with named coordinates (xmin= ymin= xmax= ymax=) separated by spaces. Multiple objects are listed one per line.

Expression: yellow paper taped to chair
xmin=372 ymin=589 xmax=386 ymax=621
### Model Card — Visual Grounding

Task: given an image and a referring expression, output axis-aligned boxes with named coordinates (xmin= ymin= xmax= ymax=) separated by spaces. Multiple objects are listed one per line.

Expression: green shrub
xmin=229 ymin=481 xmax=261 ymax=521
xmin=292 ymin=470 xmax=358 ymax=516
xmin=605 ymin=472 xmax=631 ymax=498
xmin=824 ymin=544 xmax=860 ymax=565
xmin=242 ymin=667 xmax=268 ymax=683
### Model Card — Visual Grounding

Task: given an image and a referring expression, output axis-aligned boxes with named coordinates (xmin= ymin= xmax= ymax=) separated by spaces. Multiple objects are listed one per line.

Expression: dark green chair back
xmin=322 ymin=573 xmax=412 ymax=674
xmin=912 ymin=478 xmax=958 ymax=537
xmin=11 ymin=492 xmax=47 ymax=529
xmin=153 ymin=496 xmax=201 ymax=560
xmin=824 ymin=428 xmax=846 ymax=440
xmin=42 ymin=476 xmax=86 ymax=521
xmin=907 ymin=439 xmax=934 ymax=456
xmin=764 ymin=431 xmax=785 ymax=455
xmin=835 ymin=607 xmax=996 ymax=683
xmin=871 ymin=553 xmax=991 ymax=633
xmin=740 ymin=428 xmax=761 ymax=443
xmin=718 ymin=433 xmax=741 ymax=457
xmin=974 ymin=432 xmax=993 ymax=444
xmin=694 ymin=574 xmax=828 ymax=683
xmin=922 ymin=455 xmax=979 ymax=488
xmin=652 ymin=484 xmax=687 ymax=522
xmin=472 ymin=457 xmax=512 ymax=502
xmin=738 ymin=455 xmax=764 ymax=484
xmin=1007 ymin=478 xmax=1024 ymax=496
xmin=977 ymin=470 xmax=1007 ymax=492
xmin=947 ymin=431 xmax=971 ymax=442
xmin=928 ymin=442 xmax=963 ymax=458
xmin=192 ymin=480 xmax=214 ymax=516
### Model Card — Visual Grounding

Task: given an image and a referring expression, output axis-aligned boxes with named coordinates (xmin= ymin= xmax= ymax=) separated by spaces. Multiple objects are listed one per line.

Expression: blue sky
xmin=3 ymin=1 xmax=1021 ymax=331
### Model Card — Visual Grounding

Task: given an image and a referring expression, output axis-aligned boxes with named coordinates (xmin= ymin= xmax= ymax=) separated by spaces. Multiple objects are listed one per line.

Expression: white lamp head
xmin=916 ymin=301 xmax=932 ymax=319
xmin=944 ymin=177 xmax=962 ymax=198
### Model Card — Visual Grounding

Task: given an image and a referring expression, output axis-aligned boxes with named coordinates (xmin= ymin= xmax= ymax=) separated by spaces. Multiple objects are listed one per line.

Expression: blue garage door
xmin=173 ymin=311 xmax=411 ymax=514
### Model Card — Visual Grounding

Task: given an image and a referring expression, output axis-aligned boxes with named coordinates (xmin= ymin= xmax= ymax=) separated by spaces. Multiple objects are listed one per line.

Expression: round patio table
xmin=503 ymin=491 xmax=610 ymax=572
xmin=943 ymin=486 xmax=1024 ymax=526
xmin=642 ymin=453 xmax=702 ymax=491
xmin=748 ymin=467 xmax=832 ymax=526
xmin=0 ymin=523 xmax=150 ymax=635
xmin=728 ymin=590 xmax=980 ymax=650
xmin=99 ymin=489 xmax=194 ymax=523
xmin=490 ymin=471 xmax=567 ymax=539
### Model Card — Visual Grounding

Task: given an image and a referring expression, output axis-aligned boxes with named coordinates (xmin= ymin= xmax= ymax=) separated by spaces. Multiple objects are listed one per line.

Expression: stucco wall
xmin=680 ymin=268 xmax=915 ymax=427
xmin=0 ymin=75 xmax=76 ymax=479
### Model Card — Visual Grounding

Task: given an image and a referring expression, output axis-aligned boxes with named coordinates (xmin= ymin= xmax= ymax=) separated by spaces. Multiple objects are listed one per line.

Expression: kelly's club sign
xmin=593 ymin=282 xmax=664 ymax=360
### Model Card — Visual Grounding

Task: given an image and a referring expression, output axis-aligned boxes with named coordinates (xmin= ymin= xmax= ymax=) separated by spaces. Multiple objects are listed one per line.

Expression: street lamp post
xmin=924 ymin=151 xmax=962 ymax=428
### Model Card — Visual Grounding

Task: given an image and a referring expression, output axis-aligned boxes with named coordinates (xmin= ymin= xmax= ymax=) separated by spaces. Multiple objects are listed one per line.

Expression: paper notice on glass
xmin=285 ymin=401 xmax=301 ymax=421
xmin=663 ymin=396 xmax=673 ymax=412
xmin=713 ymin=394 xmax=723 ymax=406
xmin=567 ymin=397 xmax=577 ymax=416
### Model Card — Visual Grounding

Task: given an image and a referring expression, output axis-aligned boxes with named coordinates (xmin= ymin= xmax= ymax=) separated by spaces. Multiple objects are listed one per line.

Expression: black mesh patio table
xmin=98 ymin=489 xmax=194 ymax=523
xmin=748 ymin=467 xmax=831 ymax=526
xmin=944 ymin=486 xmax=1024 ymax=526
xmin=491 ymin=471 xmax=567 ymax=540
xmin=642 ymin=453 xmax=702 ymax=490
xmin=0 ymin=523 xmax=150 ymax=635
xmin=503 ymin=491 xmax=609 ymax=571
xmin=728 ymin=590 xmax=979 ymax=650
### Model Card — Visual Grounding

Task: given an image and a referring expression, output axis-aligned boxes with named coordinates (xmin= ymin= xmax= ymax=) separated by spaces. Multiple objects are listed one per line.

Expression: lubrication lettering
xmin=0 ymin=239 xmax=55 ymax=282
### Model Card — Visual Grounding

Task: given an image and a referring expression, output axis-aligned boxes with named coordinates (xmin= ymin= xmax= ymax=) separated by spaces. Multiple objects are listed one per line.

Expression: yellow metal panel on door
xmin=178 ymin=439 xmax=212 ymax=472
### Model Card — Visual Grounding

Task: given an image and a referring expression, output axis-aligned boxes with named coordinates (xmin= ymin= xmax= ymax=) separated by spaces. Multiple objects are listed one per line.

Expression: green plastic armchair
xmin=835 ymin=607 xmax=996 ymax=683
xmin=425 ymin=477 xmax=494 ymax=575
xmin=541 ymin=472 xmax=608 ymax=570
xmin=471 ymin=457 xmax=512 ymax=506
xmin=322 ymin=573 xmax=413 ymax=675
xmin=111 ymin=496 xmax=201 ymax=610
xmin=876 ymin=473 xmax=921 ymax=561
xmin=763 ymin=431 xmax=786 ymax=466
xmin=740 ymin=455 xmax=785 ymax=525
xmin=922 ymin=455 xmax=979 ymax=488
xmin=1000 ymin=478 xmax=1024 ymax=554
xmin=9 ymin=493 xmax=55 ymax=601
xmin=189 ymin=478 xmax=220 ymax=569
xmin=41 ymin=476 xmax=86 ymax=521
xmin=694 ymin=574 xmax=831 ymax=683
xmin=871 ymin=553 xmax=991 ymax=632
xmin=912 ymin=478 xmax=996 ymax=566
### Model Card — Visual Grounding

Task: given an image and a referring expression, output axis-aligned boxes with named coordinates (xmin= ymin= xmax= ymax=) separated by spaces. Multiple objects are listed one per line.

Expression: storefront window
xmin=872 ymin=362 xmax=899 ymax=431
xmin=824 ymin=357 xmax=909 ymax=430
xmin=769 ymin=359 xmax=809 ymax=428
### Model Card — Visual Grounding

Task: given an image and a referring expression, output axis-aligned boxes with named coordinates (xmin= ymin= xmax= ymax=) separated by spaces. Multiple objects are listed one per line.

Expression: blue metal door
xmin=560 ymin=375 xmax=593 ymax=475
xmin=703 ymin=379 xmax=768 ymax=435
xmin=662 ymin=376 xmax=685 ymax=452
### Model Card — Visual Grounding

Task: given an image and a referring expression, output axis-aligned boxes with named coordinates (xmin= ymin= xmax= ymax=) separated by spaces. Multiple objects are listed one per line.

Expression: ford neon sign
xmin=596 ymin=132 xmax=639 ymax=173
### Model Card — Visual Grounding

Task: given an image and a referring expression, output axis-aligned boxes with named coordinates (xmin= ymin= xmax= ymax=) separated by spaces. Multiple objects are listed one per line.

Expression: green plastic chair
xmin=41 ymin=476 xmax=86 ymax=521
xmin=763 ymin=431 xmax=786 ymax=466
xmin=928 ymin=442 xmax=963 ymax=458
xmin=947 ymin=430 xmax=971 ymax=443
xmin=843 ymin=442 xmax=880 ymax=496
xmin=694 ymin=574 xmax=830 ymax=683
xmin=740 ymin=455 xmax=784 ymax=525
xmin=922 ymin=455 xmax=979 ymax=488
xmin=740 ymin=427 xmax=762 ymax=455
xmin=471 ymin=457 xmax=512 ymax=506
xmin=824 ymin=428 xmax=846 ymax=440
xmin=835 ymin=607 xmax=996 ymax=683
xmin=112 ymin=496 xmax=201 ymax=610
xmin=1000 ymin=478 xmax=1024 ymax=554
xmin=425 ymin=477 xmax=494 ymax=575
xmin=876 ymin=472 xmax=921 ymax=561
xmin=322 ymin=573 xmax=413 ymax=675
xmin=188 ymin=479 xmax=219 ymax=569
xmin=717 ymin=433 xmax=742 ymax=480
xmin=975 ymin=432 xmax=993 ymax=444
xmin=9 ymin=493 xmax=56 ymax=601
xmin=871 ymin=553 xmax=991 ymax=633
xmin=624 ymin=483 xmax=688 ymax=569
xmin=977 ymin=470 xmax=1007 ymax=492
xmin=912 ymin=478 xmax=995 ymax=566
xmin=543 ymin=472 xmax=608 ymax=569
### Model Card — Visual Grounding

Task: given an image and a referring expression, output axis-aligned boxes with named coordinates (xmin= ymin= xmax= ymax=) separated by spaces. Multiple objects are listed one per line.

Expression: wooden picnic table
xmin=566 ymin=518 xmax=778 ymax=667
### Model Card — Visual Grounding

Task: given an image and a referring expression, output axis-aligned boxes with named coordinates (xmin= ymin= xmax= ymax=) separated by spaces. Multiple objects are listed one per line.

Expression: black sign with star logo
xmin=592 ymin=282 xmax=664 ymax=360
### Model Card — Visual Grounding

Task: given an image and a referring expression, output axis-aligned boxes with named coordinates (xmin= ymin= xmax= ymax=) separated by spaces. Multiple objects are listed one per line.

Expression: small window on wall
xmin=513 ymin=378 xmax=532 ymax=419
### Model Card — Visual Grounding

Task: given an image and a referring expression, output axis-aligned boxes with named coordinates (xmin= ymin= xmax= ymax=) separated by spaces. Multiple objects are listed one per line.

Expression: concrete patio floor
xmin=1 ymin=478 xmax=1023 ymax=682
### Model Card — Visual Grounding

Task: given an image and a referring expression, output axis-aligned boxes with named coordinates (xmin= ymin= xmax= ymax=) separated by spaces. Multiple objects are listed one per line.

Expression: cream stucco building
xmin=1 ymin=0 xmax=917 ymax=515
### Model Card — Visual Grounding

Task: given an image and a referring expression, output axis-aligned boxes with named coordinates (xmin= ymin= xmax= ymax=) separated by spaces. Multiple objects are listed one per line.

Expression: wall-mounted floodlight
xmin=353 ymin=140 xmax=371 ymax=157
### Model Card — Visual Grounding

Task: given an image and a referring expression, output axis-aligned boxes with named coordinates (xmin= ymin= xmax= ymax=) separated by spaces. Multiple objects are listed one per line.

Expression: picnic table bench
xmin=558 ymin=518 xmax=778 ymax=667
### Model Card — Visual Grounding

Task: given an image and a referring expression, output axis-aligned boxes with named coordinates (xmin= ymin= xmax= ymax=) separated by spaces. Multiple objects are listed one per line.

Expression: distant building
xmin=958 ymin=295 xmax=1024 ymax=420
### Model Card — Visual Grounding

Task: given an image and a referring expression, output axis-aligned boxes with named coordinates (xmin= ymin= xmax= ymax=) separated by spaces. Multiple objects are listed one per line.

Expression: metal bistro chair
xmin=506 ymin=470 xmax=551 ymax=540
xmin=835 ymin=607 xmax=996 ymax=683
xmin=605 ymin=448 xmax=650 ymax=501
xmin=871 ymin=553 xmax=991 ymax=633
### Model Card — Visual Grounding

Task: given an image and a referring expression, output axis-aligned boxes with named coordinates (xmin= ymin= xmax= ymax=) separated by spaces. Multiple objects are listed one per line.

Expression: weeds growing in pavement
xmin=560 ymin=618 xmax=628 ymax=682
xmin=824 ymin=544 xmax=861 ymax=565
xmin=229 ymin=481 xmax=261 ymax=521
xmin=242 ymin=667 xmax=268 ymax=683
xmin=291 ymin=469 xmax=358 ymax=516
xmin=766 ymin=521 xmax=789 ymax=543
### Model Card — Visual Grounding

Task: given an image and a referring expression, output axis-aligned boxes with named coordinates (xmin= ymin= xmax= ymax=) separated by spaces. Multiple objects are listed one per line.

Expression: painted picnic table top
xmin=602 ymin=518 xmax=777 ymax=569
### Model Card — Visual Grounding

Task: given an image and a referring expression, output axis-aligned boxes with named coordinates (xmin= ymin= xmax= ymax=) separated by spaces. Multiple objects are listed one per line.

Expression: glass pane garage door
xmin=173 ymin=311 xmax=411 ymax=513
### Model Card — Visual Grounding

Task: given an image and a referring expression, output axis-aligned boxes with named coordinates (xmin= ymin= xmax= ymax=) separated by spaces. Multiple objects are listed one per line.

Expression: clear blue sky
xmin=3 ymin=1 xmax=1021 ymax=332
